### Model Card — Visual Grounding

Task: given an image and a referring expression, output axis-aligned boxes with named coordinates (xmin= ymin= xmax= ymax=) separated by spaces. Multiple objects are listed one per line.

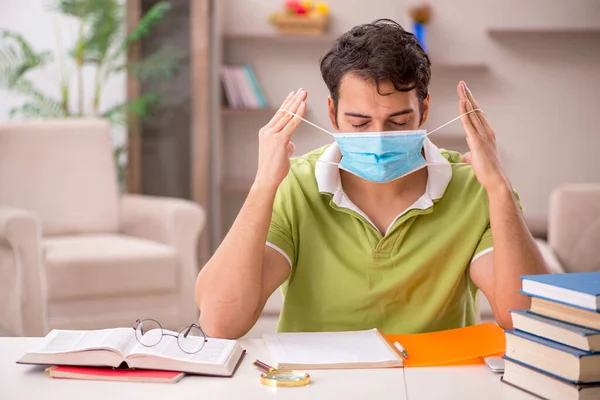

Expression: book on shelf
xmin=263 ymin=328 xmax=404 ymax=370
xmin=220 ymin=65 xmax=268 ymax=110
xmin=17 ymin=328 xmax=245 ymax=377
xmin=510 ymin=309 xmax=600 ymax=352
xmin=530 ymin=296 xmax=600 ymax=330
xmin=502 ymin=357 xmax=600 ymax=400
xmin=45 ymin=365 xmax=185 ymax=383
xmin=521 ymin=272 xmax=600 ymax=311
xmin=504 ymin=329 xmax=600 ymax=383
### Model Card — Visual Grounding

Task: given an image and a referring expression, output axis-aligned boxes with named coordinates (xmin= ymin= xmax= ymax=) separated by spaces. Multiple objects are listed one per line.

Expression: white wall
xmin=0 ymin=0 xmax=126 ymax=146
xmin=220 ymin=0 xmax=600 ymax=234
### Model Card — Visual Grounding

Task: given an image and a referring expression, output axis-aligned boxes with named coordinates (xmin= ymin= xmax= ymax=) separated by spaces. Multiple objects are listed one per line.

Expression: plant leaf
xmin=10 ymin=78 xmax=65 ymax=117
xmin=126 ymin=2 xmax=171 ymax=44
xmin=101 ymin=93 xmax=161 ymax=126
xmin=82 ymin=0 xmax=122 ymax=64
xmin=9 ymin=100 xmax=64 ymax=119
xmin=52 ymin=0 xmax=107 ymax=18
xmin=0 ymin=30 xmax=52 ymax=87
xmin=114 ymin=46 xmax=182 ymax=81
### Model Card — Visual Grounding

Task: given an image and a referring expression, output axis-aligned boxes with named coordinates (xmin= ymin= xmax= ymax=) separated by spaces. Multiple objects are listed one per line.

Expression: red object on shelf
xmin=295 ymin=4 xmax=308 ymax=14
xmin=285 ymin=0 xmax=300 ymax=13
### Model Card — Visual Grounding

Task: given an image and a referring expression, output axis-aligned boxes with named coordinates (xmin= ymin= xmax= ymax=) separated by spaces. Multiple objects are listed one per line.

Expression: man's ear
xmin=328 ymin=97 xmax=339 ymax=130
xmin=420 ymin=93 xmax=431 ymax=127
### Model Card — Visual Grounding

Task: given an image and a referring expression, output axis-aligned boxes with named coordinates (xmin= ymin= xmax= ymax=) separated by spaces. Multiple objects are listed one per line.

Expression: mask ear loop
xmin=278 ymin=108 xmax=483 ymax=167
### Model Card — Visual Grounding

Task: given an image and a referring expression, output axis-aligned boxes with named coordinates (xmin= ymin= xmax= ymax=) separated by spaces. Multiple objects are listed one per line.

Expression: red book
xmin=46 ymin=366 xmax=185 ymax=383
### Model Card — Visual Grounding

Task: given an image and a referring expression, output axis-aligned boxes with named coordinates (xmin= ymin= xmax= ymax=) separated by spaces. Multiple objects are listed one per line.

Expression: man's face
xmin=328 ymin=72 xmax=429 ymax=133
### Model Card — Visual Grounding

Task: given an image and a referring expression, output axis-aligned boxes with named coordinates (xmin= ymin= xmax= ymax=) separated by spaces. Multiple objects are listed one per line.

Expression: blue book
xmin=243 ymin=65 xmax=268 ymax=109
xmin=510 ymin=309 xmax=600 ymax=351
xmin=505 ymin=329 xmax=600 ymax=383
xmin=502 ymin=356 xmax=600 ymax=400
xmin=522 ymin=272 xmax=600 ymax=312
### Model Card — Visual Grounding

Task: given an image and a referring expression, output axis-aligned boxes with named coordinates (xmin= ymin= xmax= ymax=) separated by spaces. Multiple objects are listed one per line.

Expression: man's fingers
xmin=462 ymin=151 xmax=472 ymax=164
xmin=464 ymin=82 xmax=494 ymax=133
xmin=266 ymin=90 xmax=297 ymax=129
xmin=271 ymin=90 xmax=307 ymax=133
xmin=280 ymin=101 xmax=306 ymax=139
xmin=465 ymin=97 xmax=486 ymax=136
xmin=287 ymin=141 xmax=296 ymax=157
xmin=459 ymin=95 xmax=477 ymax=136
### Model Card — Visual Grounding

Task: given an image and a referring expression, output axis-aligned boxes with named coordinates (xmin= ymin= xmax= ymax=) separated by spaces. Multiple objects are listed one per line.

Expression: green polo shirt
xmin=267 ymin=139 xmax=500 ymax=334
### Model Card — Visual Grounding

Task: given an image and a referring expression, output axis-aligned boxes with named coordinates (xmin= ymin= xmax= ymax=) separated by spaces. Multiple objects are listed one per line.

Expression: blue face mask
xmin=280 ymin=108 xmax=481 ymax=183
xmin=334 ymin=130 xmax=427 ymax=183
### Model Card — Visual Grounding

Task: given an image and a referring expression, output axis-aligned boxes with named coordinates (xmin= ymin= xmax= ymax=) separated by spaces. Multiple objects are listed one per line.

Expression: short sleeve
xmin=471 ymin=225 xmax=493 ymax=263
xmin=266 ymin=177 xmax=296 ymax=269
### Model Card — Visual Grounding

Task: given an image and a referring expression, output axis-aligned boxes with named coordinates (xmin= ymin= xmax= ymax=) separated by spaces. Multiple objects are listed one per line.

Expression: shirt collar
xmin=315 ymin=138 xmax=453 ymax=201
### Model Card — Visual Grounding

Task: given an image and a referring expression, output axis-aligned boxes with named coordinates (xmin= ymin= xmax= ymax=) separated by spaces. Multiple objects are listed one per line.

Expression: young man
xmin=195 ymin=19 xmax=548 ymax=338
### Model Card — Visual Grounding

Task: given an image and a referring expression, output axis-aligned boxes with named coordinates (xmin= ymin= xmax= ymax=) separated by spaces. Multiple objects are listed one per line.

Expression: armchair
xmin=478 ymin=184 xmax=600 ymax=321
xmin=0 ymin=119 xmax=205 ymax=336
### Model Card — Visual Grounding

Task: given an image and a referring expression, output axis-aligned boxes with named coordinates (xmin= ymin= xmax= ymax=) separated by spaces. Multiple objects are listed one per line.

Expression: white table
xmin=1 ymin=338 xmax=535 ymax=400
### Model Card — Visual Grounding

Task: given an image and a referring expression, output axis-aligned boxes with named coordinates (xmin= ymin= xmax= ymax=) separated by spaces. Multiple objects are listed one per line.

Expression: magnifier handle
xmin=253 ymin=359 xmax=275 ymax=373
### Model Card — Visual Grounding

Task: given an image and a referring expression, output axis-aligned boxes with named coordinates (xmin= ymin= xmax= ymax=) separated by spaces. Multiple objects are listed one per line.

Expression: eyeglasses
xmin=133 ymin=318 xmax=208 ymax=354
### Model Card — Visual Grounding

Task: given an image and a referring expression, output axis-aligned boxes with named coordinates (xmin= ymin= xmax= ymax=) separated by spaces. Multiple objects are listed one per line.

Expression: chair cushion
xmin=0 ymin=119 xmax=120 ymax=235
xmin=43 ymin=234 xmax=179 ymax=301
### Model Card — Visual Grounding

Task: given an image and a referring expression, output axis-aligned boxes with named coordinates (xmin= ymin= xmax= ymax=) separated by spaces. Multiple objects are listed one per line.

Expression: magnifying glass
xmin=252 ymin=360 xmax=310 ymax=387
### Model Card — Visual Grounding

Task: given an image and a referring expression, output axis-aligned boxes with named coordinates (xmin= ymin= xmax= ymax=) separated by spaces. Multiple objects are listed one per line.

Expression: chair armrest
xmin=534 ymin=238 xmax=565 ymax=275
xmin=119 ymin=195 xmax=206 ymax=323
xmin=549 ymin=184 xmax=600 ymax=273
xmin=119 ymin=194 xmax=206 ymax=246
xmin=0 ymin=206 xmax=47 ymax=336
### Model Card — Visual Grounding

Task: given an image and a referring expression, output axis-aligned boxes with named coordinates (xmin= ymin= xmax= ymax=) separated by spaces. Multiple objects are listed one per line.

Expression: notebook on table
xmin=263 ymin=328 xmax=404 ymax=370
xmin=17 ymin=328 xmax=245 ymax=377
xmin=263 ymin=323 xmax=506 ymax=370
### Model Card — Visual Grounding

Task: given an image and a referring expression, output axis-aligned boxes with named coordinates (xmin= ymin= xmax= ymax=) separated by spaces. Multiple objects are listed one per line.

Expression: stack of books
xmin=220 ymin=65 xmax=269 ymax=110
xmin=502 ymin=271 xmax=600 ymax=400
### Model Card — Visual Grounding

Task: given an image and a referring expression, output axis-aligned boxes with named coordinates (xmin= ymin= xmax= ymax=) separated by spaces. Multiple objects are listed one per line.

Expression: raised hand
xmin=457 ymin=81 xmax=509 ymax=193
xmin=255 ymin=89 xmax=308 ymax=190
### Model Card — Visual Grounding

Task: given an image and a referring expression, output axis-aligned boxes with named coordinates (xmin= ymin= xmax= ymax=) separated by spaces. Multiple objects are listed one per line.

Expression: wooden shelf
xmin=221 ymin=108 xmax=279 ymax=116
xmin=221 ymin=178 xmax=253 ymax=193
xmin=224 ymin=33 xmax=335 ymax=44
xmin=488 ymin=27 xmax=600 ymax=36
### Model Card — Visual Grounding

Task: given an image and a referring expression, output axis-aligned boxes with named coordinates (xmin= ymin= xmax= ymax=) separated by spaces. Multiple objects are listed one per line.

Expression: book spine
xmin=233 ymin=67 xmax=256 ymax=109
xmin=220 ymin=68 xmax=236 ymax=108
xmin=244 ymin=65 xmax=268 ymax=109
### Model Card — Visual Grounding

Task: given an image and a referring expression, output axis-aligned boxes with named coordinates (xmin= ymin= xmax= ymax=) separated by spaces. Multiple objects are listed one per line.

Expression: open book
xmin=263 ymin=328 xmax=403 ymax=370
xmin=17 ymin=328 xmax=245 ymax=377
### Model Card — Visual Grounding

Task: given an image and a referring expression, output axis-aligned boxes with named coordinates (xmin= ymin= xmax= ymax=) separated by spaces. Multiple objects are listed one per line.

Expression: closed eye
xmin=390 ymin=121 xmax=408 ymax=127
xmin=351 ymin=122 xmax=368 ymax=128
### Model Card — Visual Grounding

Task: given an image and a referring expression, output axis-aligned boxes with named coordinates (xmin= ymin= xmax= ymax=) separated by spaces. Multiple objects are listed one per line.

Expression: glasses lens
xmin=135 ymin=319 xmax=162 ymax=347
xmin=178 ymin=325 xmax=206 ymax=354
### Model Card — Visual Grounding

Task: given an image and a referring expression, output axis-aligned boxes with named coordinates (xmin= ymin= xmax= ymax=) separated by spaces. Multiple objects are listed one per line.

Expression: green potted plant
xmin=0 ymin=0 xmax=181 ymax=191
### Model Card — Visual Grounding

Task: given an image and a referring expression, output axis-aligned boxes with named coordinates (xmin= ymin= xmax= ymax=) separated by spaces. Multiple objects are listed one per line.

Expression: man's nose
xmin=371 ymin=121 xmax=386 ymax=132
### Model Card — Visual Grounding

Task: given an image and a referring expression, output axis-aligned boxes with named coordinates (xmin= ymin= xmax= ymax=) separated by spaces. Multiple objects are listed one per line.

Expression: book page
xmin=129 ymin=329 xmax=235 ymax=365
xmin=263 ymin=329 xmax=400 ymax=366
xmin=34 ymin=328 xmax=137 ymax=356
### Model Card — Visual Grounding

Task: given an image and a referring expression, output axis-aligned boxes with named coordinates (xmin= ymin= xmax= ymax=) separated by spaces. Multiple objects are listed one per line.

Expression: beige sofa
xmin=0 ymin=119 xmax=205 ymax=336
xmin=478 ymin=183 xmax=600 ymax=320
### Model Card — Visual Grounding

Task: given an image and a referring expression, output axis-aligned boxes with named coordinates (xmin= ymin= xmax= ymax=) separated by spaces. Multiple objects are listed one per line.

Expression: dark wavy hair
xmin=320 ymin=19 xmax=431 ymax=123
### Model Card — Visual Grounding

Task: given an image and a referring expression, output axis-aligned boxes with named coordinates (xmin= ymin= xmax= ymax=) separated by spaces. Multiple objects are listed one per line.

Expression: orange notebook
xmin=385 ymin=322 xmax=506 ymax=367
xmin=46 ymin=366 xmax=185 ymax=383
